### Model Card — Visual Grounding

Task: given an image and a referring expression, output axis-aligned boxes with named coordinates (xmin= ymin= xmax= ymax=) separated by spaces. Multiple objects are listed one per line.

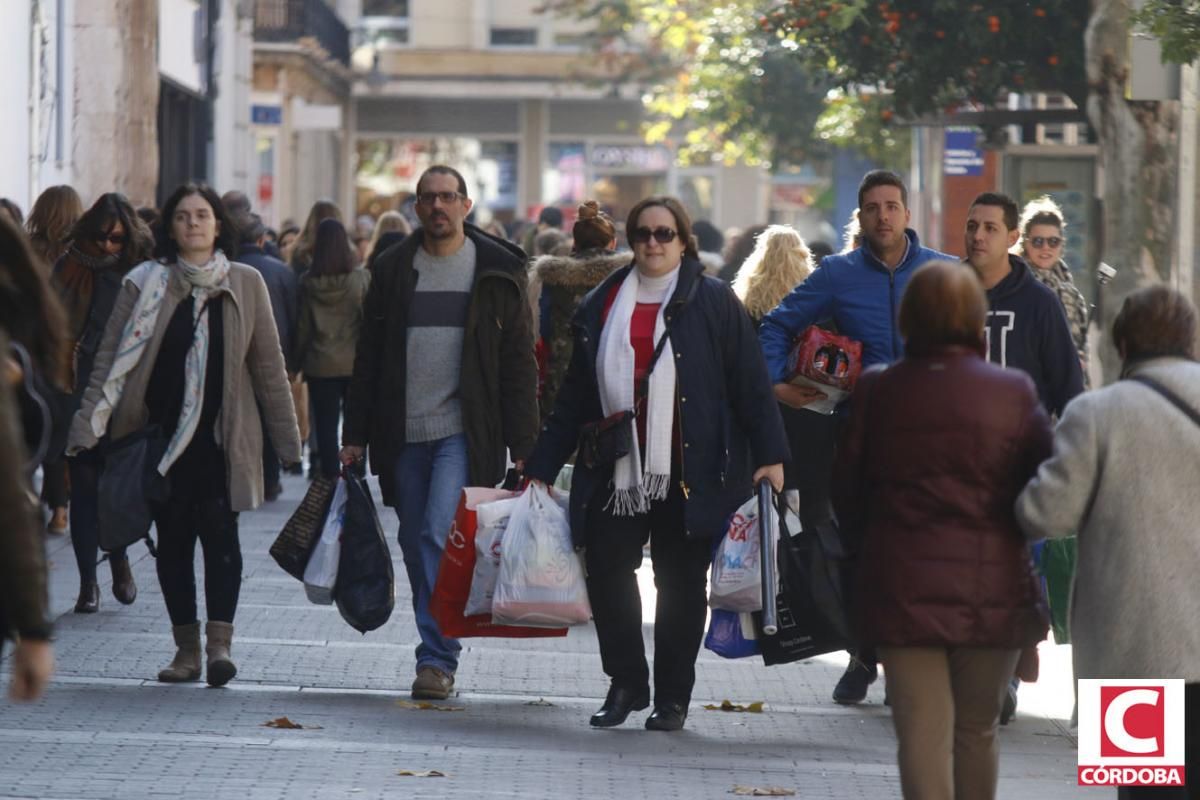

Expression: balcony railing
xmin=255 ymin=0 xmax=350 ymax=66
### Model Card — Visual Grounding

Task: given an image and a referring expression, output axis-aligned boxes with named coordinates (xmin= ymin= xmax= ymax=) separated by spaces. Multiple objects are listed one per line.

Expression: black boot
xmin=645 ymin=702 xmax=688 ymax=732
xmin=74 ymin=582 xmax=99 ymax=613
xmin=832 ymin=656 xmax=878 ymax=705
xmin=110 ymin=556 xmax=137 ymax=605
xmin=590 ymin=685 xmax=650 ymax=728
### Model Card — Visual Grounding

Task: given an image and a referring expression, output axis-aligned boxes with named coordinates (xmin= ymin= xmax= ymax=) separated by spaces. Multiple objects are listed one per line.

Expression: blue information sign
xmin=251 ymin=105 xmax=282 ymax=125
xmin=944 ymin=128 xmax=985 ymax=177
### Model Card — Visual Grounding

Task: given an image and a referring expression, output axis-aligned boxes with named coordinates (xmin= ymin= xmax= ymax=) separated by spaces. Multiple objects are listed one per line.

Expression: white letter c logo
xmin=1105 ymin=689 xmax=1160 ymax=754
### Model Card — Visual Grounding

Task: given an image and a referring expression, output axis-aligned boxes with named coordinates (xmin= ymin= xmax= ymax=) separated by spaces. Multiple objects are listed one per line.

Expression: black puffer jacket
xmin=525 ymin=258 xmax=790 ymax=547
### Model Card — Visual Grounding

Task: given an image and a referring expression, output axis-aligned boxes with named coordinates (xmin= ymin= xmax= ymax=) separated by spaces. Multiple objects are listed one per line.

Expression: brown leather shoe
xmin=74 ymin=582 xmax=99 ymax=613
xmin=110 ymin=556 xmax=137 ymax=605
xmin=411 ymin=666 xmax=454 ymax=700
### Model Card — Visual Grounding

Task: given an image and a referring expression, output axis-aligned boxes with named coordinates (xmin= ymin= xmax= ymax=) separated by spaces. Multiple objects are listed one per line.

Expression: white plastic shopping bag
xmin=492 ymin=483 xmax=590 ymax=626
xmin=464 ymin=495 xmax=523 ymax=616
xmin=303 ymin=477 xmax=348 ymax=605
xmin=709 ymin=494 xmax=777 ymax=612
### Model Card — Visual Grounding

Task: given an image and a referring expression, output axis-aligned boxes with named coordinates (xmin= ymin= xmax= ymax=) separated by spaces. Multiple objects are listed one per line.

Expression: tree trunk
xmin=1086 ymin=0 xmax=1181 ymax=382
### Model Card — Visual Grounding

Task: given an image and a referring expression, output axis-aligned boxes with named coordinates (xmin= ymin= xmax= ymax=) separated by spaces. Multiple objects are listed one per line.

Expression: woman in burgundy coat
xmin=832 ymin=260 xmax=1050 ymax=800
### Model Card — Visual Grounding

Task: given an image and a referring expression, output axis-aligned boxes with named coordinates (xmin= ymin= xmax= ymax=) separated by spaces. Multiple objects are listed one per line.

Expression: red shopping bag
xmin=430 ymin=487 xmax=569 ymax=639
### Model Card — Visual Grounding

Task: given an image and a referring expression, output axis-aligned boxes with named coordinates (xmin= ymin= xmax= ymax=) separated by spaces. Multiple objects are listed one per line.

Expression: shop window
xmin=360 ymin=1 xmax=409 ymax=44
xmin=355 ymin=137 xmax=519 ymax=225
xmin=490 ymin=27 xmax=538 ymax=47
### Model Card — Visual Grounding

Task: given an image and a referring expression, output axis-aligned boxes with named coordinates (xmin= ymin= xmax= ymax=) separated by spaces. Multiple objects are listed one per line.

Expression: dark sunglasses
xmin=1029 ymin=236 xmax=1063 ymax=249
xmin=95 ymin=233 xmax=127 ymax=246
xmin=630 ymin=226 xmax=678 ymax=245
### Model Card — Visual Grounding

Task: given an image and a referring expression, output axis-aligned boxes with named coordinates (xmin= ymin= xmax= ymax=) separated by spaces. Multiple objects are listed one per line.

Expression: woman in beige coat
xmin=68 ymin=183 xmax=300 ymax=687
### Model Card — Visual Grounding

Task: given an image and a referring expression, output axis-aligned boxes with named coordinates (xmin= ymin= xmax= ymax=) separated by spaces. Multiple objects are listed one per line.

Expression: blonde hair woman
xmin=732 ymin=225 xmax=813 ymax=321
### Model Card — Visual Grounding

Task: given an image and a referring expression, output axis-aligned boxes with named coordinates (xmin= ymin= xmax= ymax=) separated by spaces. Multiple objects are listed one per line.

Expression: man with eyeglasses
xmin=758 ymin=170 xmax=953 ymax=707
xmin=340 ymin=165 xmax=539 ymax=700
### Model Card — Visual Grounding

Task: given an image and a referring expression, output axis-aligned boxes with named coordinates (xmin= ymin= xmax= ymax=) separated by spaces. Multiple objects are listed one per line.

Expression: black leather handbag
xmin=97 ymin=424 xmax=170 ymax=551
xmin=577 ymin=327 xmax=671 ymax=470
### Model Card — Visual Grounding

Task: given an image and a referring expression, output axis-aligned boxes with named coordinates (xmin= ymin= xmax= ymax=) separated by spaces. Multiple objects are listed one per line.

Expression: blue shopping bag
xmin=704 ymin=608 xmax=760 ymax=659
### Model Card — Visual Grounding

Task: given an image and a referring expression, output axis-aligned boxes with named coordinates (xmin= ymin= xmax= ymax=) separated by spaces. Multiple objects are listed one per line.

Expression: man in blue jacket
xmin=965 ymin=192 xmax=1083 ymax=418
xmin=759 ymin=170 xmax=952 ymax=705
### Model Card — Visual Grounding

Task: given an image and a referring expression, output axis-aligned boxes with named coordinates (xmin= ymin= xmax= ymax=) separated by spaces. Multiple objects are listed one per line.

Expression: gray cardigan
xmin=1015 ymin=357 xmax=1200 ymax=682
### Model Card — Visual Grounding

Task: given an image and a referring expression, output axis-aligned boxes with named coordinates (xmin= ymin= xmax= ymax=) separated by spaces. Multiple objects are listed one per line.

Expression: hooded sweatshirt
xmin=982 ymin=255 xmax=1083 ymax=417
xmin=295 ymin=267 xmax=371 ymax=378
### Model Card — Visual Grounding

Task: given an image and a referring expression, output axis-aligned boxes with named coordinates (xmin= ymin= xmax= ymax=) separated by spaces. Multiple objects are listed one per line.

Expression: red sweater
xmin=602 ymin=284 xmax=674 ymax=453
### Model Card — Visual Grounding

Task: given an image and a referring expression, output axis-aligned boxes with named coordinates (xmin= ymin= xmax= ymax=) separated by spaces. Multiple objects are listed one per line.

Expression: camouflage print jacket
xmin=1031 ymin=259 xmax=1091 ymax=388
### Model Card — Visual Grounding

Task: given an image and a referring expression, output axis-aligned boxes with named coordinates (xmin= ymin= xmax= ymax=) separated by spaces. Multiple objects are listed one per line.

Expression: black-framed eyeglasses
xmin=1029 ymin=236 xmax=1063 ymax=249
xmin=95 ymin=233 xmax=127 ymax=246
xmin=416 ymin=191 xmax=464 ymax=206
xmin=630 ymin=226 xmax=678 ymax=245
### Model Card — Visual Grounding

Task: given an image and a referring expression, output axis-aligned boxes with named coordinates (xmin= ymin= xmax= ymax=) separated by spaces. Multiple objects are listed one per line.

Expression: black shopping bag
xmin=270 ymin=475 xmax=336 ymax=581
xmin=756 ymin=495 xmax=853 ymax=665
xmin=334 ymin=472 xmax=395 ymax=633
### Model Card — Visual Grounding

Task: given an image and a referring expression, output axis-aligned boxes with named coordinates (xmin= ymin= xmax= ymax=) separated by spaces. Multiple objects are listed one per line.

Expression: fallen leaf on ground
xmin=397 ymin=770 xmax=447 ymax=778
xmin=730 ymin=787 xmax=795 ymax=797
xmin=262 ymin=716 xmax=322 ymax=730
xmin=526 ymin=698 xmax=555 ymax=707
xmin=703 ymin=700 xmax=765 ymax=713
xmin=395 ymin=699 xmax=465 ymax=712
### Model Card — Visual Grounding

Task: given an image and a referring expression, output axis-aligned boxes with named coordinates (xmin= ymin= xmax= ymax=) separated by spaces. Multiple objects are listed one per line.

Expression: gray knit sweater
xmin=405 ymin=239 xmax=476 ymax=442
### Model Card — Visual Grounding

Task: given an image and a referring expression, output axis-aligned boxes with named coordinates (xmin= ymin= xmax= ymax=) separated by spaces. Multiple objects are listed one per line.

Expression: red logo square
xmin=1100 ymin=686 xmax=1167 ymax=758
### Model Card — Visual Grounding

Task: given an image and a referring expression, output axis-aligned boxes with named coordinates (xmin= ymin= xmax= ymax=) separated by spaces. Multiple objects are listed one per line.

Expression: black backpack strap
xmin=1128 ymin=375 xmax=1200 ymax=430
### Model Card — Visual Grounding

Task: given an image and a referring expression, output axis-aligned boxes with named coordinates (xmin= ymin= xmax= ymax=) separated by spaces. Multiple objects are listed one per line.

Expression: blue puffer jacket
xmin=759 ymin=230 xmax=953 ymax=381
xmin=525 ymin=258 xmax=790 ymax=547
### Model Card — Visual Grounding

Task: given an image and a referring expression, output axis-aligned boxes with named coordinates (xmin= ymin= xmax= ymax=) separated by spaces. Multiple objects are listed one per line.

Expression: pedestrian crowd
xmin=2 ymin=165 xmax=1197 ymax=800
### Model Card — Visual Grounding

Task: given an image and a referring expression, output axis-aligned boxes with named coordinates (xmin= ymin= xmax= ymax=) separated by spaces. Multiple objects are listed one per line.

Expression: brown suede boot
xmin=157 ymin=623 xmax=202 ymax=682
xmin=205 ymin=621 xmax=237 ymax=687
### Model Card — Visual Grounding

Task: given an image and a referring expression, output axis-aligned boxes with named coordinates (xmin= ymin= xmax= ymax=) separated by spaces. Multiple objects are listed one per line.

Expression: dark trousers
xmin=67 ymin=456 xmax=126 ymax=585
xmin=585 ymin=482 xmax=712 ymax=706
xmin=1117 ymin=682 xmax=1198 ymax=800
xmin=308 ymin=377 xmax=350 ymax=479
xmin=153 ymin=448 xmax=241 ymax=627
xmin=41 ymin=456 xmax=69 ymax=509
xmin=260 ymin=415 xmax=280 ymax=490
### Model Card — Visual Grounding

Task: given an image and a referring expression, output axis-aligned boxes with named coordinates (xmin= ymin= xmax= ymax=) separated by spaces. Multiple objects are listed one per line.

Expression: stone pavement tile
xmin=5 ymin=470 xmax=1087 ymax=798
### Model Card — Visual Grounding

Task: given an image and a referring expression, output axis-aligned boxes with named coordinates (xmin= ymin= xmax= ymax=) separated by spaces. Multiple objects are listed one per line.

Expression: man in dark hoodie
xmin=965 ymin=192 xmax=1084 ymax=725
xmin=340 ymin=165 xmax=539 ymax=702
xmin=964 ymin=192 xmax=1083 ymax=418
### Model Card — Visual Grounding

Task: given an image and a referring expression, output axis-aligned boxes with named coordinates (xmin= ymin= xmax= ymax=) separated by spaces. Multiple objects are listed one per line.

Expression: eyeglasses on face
xmin=416 ymin=191 xmax=464 ymax=206
xmin=630 ymin=226 xmax=678 ymax=245
xmin=95 ymin=233 xmax=127 ymax=246
xmin=1029 ymin=236 xmax=1063 ymax=249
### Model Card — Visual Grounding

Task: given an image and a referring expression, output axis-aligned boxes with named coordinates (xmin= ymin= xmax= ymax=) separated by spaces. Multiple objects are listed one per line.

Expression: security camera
xmin=1097 ymin=262 xmax=1117 ymax=286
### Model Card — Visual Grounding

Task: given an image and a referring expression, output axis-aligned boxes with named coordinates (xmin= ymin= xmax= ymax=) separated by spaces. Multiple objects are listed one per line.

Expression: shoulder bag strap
xmin=633 ymin=275 xmax=701 ymax=414
xmin=1128 ymin=375 xmax=1200 ymax=430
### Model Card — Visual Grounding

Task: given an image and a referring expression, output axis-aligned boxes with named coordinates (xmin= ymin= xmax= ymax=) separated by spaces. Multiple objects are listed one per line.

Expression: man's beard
xmin=425 ymin=217 xmax=455 ymax=239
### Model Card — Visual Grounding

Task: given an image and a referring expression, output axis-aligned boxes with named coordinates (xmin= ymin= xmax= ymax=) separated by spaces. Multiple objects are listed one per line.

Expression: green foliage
xmin=538 ymin=1 xmax=833 ymax=168
xmin=760 ymin=0 xmax=1090 ymax=117
xmin=815 ymin=90 xmax=911 ymax=170
xmin=1132 ymin=0 xmax=1200 ymax=65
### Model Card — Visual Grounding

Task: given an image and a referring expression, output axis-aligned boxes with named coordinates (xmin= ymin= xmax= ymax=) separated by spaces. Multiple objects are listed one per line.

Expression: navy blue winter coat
xmin=982 ymin=255 xmax=1084 ymax=417
xmin=524 ymin=258 xmax=790 ymax=548
xmin=759 ymin=230 xmax=952 ymax=379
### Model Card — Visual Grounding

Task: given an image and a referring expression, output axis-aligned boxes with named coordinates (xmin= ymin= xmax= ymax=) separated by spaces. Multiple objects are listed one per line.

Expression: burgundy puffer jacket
xmin=832 ymin=346 xmax=1051 ymax=649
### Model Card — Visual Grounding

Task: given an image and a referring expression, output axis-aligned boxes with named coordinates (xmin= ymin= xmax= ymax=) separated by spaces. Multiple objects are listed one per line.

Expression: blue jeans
xmin=393 ymin=433 xmax=468 ymax=675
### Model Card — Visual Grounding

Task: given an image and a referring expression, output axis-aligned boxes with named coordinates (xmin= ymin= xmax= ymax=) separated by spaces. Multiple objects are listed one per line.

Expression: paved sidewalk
xmin=2 ymin=472 xmax=1088 ymax=799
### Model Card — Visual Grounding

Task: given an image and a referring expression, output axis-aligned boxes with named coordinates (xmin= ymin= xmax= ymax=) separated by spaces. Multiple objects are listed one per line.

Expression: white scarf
xmin=90 ymin=251 xmax=231 ymax=474
xmin=596 ymin=264 xmax=679 ymax=515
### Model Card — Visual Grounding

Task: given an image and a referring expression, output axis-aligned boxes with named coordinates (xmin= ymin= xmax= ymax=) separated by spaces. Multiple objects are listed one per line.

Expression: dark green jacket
xmin=343 ymin=224 xmax=539 ymax=506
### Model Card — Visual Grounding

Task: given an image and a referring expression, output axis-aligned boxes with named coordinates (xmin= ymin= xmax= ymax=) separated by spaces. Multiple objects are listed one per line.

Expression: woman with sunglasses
xmin=51 ymin=193 xmax=156 ymax=612
xmin=1019 ymin=197 xmax=1090 ymax=386
xmin=69 ymin=183 xmax=300 ymax=686
xmin=525 ymin=196 xmax=788 ymax=732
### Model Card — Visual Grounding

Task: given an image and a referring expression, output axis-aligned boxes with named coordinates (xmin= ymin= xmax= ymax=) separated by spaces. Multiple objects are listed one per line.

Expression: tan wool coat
xmin=68 ymin=261 xmax=301 ymax=511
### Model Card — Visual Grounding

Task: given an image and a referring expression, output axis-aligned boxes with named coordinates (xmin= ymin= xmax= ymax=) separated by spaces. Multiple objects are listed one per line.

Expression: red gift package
xmin=430 ymin=487 xmax=569 ymax=639
xmin=785 ymin=326 xmax=864 ymax=413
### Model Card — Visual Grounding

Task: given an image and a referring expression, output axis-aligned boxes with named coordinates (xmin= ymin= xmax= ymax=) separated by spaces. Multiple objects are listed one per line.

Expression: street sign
xmin=252 ymin=104 xmax=282 ymax=125
xmin=944 ymin=127 xmax=985 ymax=176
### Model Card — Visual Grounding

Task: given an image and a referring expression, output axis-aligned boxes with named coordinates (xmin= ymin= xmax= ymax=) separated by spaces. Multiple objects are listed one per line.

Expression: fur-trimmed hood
xmin=531 ymin=249 xmax=631 ymax=288
xmin=528 ymin=250 xmax=630 ymax=337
